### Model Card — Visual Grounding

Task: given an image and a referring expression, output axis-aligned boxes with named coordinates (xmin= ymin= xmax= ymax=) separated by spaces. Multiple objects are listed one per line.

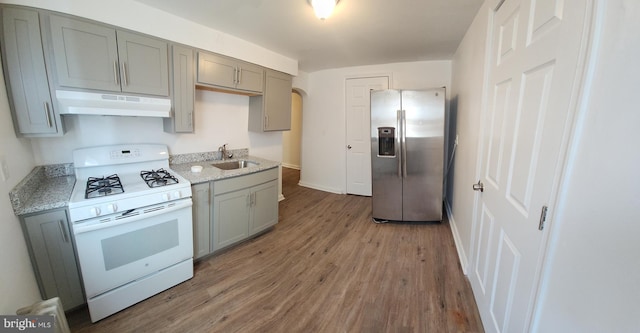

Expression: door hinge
xmin=538 ymin=205 xmax=548 ymax=231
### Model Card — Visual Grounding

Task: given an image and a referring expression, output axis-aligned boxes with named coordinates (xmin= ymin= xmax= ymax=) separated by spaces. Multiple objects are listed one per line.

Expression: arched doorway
xmin=282 ymin=90 xmax=303 ymax=170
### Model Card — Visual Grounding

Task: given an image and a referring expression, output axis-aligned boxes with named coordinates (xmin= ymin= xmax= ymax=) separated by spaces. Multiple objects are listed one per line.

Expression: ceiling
xmin=135 ymin=0 xmax=484 ymax=73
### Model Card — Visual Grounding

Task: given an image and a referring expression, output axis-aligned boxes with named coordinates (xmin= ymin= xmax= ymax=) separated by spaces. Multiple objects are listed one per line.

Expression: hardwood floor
xmin=68 ymin=167 xmax=484 ymax=332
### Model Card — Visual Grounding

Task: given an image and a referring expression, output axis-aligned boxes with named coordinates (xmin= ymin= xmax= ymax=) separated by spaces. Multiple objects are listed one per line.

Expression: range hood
xmin=56 ymin=90 xmax=171 ymax=117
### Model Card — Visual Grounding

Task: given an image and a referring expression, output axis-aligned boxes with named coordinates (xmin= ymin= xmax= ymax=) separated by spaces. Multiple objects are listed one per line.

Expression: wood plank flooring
xmin=68 ymin=167 xmax=484 ymax=332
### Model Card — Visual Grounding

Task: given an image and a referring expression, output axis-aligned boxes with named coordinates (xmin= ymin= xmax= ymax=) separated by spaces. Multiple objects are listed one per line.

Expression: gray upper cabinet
xmin=48 ymin=14 xmax=169 ymax=96
xmin=197 ymin=51 xmax=264 ymax=94
xmin=48 ymin=15 xmax=119 ymax=92
xmin=249 ymin=69 xmax=293 ymax=132
xmin=22 ymin=209 xmax=84 ymax=311
xmin=164 ymin=44 xmax=195 ymax=133
xmin=116 ymin=31 xmax=169 ymax=96
xmin=0 ymin=7 xmax=63 ymax=136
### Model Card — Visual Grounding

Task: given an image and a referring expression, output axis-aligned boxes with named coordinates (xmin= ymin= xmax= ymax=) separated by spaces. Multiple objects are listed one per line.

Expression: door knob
xmin=347 ymin=145 xmax=352 ymax=149
xmin=473 ymin=180 xmax=484 ymax=192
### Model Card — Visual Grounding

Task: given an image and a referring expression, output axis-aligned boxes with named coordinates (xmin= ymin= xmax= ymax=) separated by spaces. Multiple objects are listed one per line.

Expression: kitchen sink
xmin=211 ymin=160 xmax=259 ymax=170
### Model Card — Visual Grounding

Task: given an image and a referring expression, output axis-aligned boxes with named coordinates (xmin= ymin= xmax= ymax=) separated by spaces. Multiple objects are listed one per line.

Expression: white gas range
xmin=68 ymin=144 xmax=193 ymax=322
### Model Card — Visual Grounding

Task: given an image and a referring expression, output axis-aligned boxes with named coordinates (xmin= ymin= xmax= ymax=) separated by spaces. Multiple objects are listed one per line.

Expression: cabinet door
xmin=235 ymin=61 xmax=264 ymax=93
xmin=117 ymin=30 xmax=169 ymax=96
xmin=1 ymin=8 xmax=59 ymax=135
xmin=168 ymin=45 xmax=194 ymax=132
xmin=197 ymin=52 xmax=237 ymax=89
xmin=248 ymin=70 xmax=292 ymax=132
xmin=249 ymin=180 xmax=279 ymax=235
xmin=49 ymin=15 xmax=120 ymax=92
xmin=263 ymin=70 xmax=292 ymax=131
xmin=23 ymin=210 xmax=84 ymax=311
xmin=192 ymin=183 xmax=210 ymax=259
xmin=213 ymin=188 xmax=250 ymax=250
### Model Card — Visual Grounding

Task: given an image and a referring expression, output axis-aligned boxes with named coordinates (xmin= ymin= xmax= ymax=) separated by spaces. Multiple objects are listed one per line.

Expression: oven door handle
xmin=73 ymin=198 xmax=192 ymax=235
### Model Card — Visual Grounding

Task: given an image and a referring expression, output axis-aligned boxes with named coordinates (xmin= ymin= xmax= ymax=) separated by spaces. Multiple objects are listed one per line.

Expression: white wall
xmin=31 ymin=90 xmax=283 ymax=164
xmin=447 ymin=2 xmax=491 ymax=272
xmin=300 ymin=61 xmax=451 ymax=193
xmin=0 ymin=0 xmax=297 ymax=75
xmin=0 ymin=68 xmax=42 ymax=313
xmin=532 ymin=1 xmax=640 ymax=331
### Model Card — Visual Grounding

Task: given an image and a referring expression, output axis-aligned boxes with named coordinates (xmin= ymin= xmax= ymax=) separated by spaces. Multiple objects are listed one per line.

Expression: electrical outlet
xmin=0 ymin=155 xmax=9 ymax=182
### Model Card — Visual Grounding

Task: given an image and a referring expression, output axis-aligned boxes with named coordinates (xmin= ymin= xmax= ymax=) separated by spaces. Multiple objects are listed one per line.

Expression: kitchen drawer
xmin=213 ymin=167 xmax=278 ymax=195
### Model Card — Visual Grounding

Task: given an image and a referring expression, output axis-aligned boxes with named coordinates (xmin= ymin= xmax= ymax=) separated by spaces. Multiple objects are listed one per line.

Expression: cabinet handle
xmin=233 ymin=67 xmax=238 ymax=85
xmin=121 ymin=62 xmax=129 ymax=86
xmin=246 ymin=194 xmax=250 ymax=207
xmin=113 ymin=61 xmax=119 ymax=85
xmin=265 ymin=115 xmax=269 ymax=128
xmin=58 ymin=219 xmax=69 ymax=243
xmin=238 ymin=66 xmax=242 ymax=84
xmin=251 ymin=192 xmax=256 ymax=207
xmin=43 ymin=102 xmax=52 ymax=128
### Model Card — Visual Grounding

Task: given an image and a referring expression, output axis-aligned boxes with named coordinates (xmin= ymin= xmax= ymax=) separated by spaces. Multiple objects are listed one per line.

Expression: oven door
xmin=73 ymin=198 xmax=193 ymax=298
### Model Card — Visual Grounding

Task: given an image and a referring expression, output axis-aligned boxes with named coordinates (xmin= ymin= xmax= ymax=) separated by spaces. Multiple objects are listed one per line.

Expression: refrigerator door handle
xmin=397 ymin=110 xmax=402 ymax=178
xmin=401 ymin=110 xmax=408 ymax=178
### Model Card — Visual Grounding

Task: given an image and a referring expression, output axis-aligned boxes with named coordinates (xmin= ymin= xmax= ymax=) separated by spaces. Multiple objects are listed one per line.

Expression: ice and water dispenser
xmin=377 ymin=127 xmax=396 ymax=157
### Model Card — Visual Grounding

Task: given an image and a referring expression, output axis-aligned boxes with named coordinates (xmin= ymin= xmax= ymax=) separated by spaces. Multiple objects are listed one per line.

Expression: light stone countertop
xmin=170 ymin=156 xmax=280 ymax=185
xmin=9 ymin=150 xmax=279 ymax=216
xmin=9 ymin=165 xmax=76 ymax=216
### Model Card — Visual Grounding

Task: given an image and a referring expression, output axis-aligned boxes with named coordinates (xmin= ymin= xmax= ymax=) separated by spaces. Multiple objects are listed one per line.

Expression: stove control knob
xmin=162 ymin=193 xmax=171 ymax=201
xmin=173 ymin=191 xmax=182 ymax=199
xmin=106 ymin=203 xmax=117 ymax=213
xmin=90 ymin=207 xmax=101 ymax=217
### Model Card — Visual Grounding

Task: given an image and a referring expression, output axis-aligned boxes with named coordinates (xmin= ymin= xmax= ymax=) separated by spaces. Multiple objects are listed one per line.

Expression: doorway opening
xmin=282 ymin=90 xmax=303 ymax=186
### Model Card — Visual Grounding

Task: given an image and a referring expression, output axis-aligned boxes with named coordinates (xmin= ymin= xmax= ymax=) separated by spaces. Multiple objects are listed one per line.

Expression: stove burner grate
xmin=85 ymin=174 xmax=124 ymax=199
xmin=140 ymin=168 xmax=179 ymax=188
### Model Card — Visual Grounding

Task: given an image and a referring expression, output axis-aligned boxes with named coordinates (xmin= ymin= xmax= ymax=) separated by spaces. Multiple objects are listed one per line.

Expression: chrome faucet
xmin=218 ymin=144 xmax=233 ymax=160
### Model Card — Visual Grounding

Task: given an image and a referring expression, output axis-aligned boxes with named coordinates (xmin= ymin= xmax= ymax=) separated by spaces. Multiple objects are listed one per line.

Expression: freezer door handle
xmin=397 ymin=110 xmax=402 ymax=178
xmin=401 ymin=110 xmax=407 ymax=178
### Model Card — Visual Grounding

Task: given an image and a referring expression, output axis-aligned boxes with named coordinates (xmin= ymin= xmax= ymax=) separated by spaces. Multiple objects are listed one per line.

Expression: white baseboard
xmin=278 ymin=194 xmax=285 ymax=201
xmin=446 ymin=201 xmax=469 ymax=275
xmin=281 ymin=163 xmax=300 ymax=170
xmin=297 ymin=181 xmax=344 ymax=194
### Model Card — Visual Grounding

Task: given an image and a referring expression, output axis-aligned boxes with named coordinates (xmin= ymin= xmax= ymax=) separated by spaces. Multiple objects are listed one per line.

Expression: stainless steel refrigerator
xmin=371 ymin=88 xmax=445 ymax=222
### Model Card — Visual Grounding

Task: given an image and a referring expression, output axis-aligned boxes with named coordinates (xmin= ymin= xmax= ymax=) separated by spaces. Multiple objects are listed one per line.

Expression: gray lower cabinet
xmin=191 ymin=168 xmax=279 ymax=259
xmin=192 ymin=182 xmax=211 ymax=259
xmin=48 ymin=14 xmax=169 ymax=96
xmin=0 ymin=7 xmax=63 ymax=136
xmin=213 ymin=188 xmax=251 ymax=249
xmin=21 ymin=209 xmax=84 ymax=311
xmin=211 ymin=168 xmax=279 ymax=251
xmin=248 ymin=180 xmax=280 ymax=235
xmin=164 ymin=45 xmax=195 ymax=133
xmin=249 ymin=69 xmax=293 ymax=132
xmin=197 ymin=51 xmax=264 ymax=94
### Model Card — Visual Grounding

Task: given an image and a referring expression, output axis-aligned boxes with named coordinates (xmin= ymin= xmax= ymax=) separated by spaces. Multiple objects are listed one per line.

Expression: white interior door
xmin=470 ymin=0 xmax=591 ymax=331
xmin=346 ymin=76 xmax=389 ymax=195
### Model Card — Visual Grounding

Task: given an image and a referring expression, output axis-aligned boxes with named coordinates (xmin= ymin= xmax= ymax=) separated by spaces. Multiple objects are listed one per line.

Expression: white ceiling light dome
xmin=309 ymin=0 xmax=340 ymax=20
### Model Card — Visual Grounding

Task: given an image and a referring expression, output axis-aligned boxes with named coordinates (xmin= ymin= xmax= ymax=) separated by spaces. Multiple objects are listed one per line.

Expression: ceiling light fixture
xmin=309 ymin=0 xmax=340 ymax=20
